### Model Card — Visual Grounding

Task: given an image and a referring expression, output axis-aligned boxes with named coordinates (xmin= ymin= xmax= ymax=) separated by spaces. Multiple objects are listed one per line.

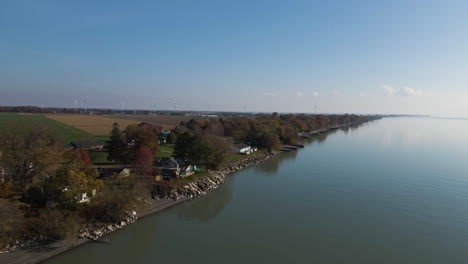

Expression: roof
xmin=138 ymin=122 xmax=152 ymax=128
xmin=155 ymin=157 xmax=185 ymax=168
xmin=70 ymin=141 xmax=106 ymax=148
xmin=233 ymin=143 xmax=251 ymax=149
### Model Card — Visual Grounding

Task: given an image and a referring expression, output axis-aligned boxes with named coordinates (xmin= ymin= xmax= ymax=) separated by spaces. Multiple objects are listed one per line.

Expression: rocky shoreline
xmin=156 ymin=151 xmax=277 ymax=200
xmin=77 ymin=211 xmax=138 ymax=241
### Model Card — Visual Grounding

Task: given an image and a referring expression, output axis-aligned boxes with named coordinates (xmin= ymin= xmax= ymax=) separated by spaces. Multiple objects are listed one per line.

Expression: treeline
xmin=169 ymin=113 xmax=380 ymax=170
xmin=180 ymin=113 xmax=380 ymax=149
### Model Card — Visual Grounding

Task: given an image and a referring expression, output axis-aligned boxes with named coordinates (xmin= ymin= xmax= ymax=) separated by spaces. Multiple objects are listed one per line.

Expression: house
xmin=138 ymin=122 xmax=152 ymax=128
xmin=180 ymin=165 xmax=195 ymax=177
xmin=70 ymin=141 xmax=105 ymax=150
xmin=158 ymin=130 xmax=172 ymax=144
xmin=77 ymin=189 xmax=97 ymax=203
xmin=154 ymin=157 xmax=193 ymax=179
xmin=233 ymin=143 xmax=252 ymax=154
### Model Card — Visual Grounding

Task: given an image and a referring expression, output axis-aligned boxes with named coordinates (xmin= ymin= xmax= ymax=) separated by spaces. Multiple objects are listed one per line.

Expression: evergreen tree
xmin=106 ymin=123 xmax=126 ymax=164
xmin=173 ymin=131 xmax=197 ymax=162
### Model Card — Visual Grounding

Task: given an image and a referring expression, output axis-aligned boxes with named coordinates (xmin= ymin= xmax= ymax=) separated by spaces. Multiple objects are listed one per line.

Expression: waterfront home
xmin=233 ymin=143 xmax=253 ymax=154
xmin=180 ymin=165 xmax=195 ymax=177
xmin=154 ymin=157 xmax=194 ymax=179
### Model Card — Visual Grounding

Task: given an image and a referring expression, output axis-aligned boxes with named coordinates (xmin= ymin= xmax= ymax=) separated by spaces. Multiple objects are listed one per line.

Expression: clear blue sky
xmin=2 ymin=0 xmax=468 ymax=116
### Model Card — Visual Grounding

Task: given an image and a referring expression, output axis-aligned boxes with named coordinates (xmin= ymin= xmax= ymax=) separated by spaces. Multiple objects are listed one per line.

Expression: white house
xmin=233 ymin=143 xmax=252 ymax=154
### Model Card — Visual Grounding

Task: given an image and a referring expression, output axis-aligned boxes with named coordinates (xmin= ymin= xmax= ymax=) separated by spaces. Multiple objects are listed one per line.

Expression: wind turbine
xmin=121 ymin=100 xmax=124 ymax=114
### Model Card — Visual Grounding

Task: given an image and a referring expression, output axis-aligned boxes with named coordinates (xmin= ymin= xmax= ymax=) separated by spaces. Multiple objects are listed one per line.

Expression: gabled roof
xmin=155 ymin=157 xmax=185 ymax=168
xmin=233 ymin=143 xmax=251 ymax=149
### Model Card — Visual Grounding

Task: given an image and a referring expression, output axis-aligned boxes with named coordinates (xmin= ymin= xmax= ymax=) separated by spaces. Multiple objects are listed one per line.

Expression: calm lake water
xmin=45 ymin=117 xmax=468 ymax=264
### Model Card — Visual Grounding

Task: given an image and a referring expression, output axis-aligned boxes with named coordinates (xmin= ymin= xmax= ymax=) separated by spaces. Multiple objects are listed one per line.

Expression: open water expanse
xmin=45 ymin=117 xmax=468 ymax=264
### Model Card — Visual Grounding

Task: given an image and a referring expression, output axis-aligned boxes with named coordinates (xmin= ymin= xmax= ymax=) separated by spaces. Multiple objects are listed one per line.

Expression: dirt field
xmin=105 ymin=114 xmax=206 ymax=128
xmin=44 ymin=114 xmax=139 ymax=136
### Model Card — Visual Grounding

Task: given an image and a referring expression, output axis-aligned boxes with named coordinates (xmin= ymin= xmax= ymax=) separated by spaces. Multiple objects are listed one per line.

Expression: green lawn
xmin=0 ymin=113 xmax=104 ymax=143
xmin=88 ymin=150 xmax=110 ymax=165
xmin=220 ymin=149 xmax=267 ymax=168
xmin=158 ymin=143 xmax=174 ymax=158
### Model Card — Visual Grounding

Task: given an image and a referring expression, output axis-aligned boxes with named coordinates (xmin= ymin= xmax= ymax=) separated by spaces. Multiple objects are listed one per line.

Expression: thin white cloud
xmin=384 ymin=84 xmax=398 ymax=96
xmin=295 ymin=90 xmax=303 ymax=97
xmin=384 ymin=84 xmax=425 ymax=97
xmin=402 ymin=87 xmax=423 ymax=96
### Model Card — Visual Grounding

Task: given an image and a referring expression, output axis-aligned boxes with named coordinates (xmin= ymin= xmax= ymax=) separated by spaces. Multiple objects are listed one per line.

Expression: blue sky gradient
xmin=1 ymin=0 xmax=468 ymax=115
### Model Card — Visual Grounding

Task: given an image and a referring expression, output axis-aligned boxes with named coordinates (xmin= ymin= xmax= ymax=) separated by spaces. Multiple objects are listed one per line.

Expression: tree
xmin=78 ymin=148 xmax=92 ymax=167
xmin=135 ymin=145 xmax=153 ymax=175
xmin=106 ymin=123 xmax=127 ymax=164
xmin=48 ymin=169 xmax=103 ymax=210
xmin=124 ymin=125 xmax=159 ymax=162
xmin=173 ymin=131 xmax=198 ymax=162
xmin=262 ymin=134 xmax=281 ymax=151
xmin=166 ymin=131 xmax=177 ymax=144
xmin=0 ymin=125 xmax=63 ymax=193
xmin=197 ymin=135 xmax=230 ymax=170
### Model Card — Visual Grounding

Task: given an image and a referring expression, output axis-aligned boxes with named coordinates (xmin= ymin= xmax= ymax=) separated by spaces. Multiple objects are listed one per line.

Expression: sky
xmin=1 ymin=0 xmax=468 ymax=116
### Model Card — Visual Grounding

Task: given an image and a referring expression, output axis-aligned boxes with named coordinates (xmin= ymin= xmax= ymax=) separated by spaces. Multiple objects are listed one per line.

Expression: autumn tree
xmin=78 ymin=148 xmax=92 ymax=167
xmin=124 ymin=125 xmax=159 ymax=162
xmin=135 ymin=145 xmax=153 ymax=175
xmin=48 ymin=168 xmax=103 ymax=210
xmin=0 ymin=125 xmax=63 ymax=193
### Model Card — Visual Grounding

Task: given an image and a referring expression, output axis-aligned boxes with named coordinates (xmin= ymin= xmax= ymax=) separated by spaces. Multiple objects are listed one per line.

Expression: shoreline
xmin=0 ymin=152 xmax=278 ymax=264
xmin=0 ymin=120 xmax=376 ymax=264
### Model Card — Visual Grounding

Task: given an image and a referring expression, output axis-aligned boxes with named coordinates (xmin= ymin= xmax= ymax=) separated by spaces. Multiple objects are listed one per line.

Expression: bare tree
xmin=0 ymin=125 xmax=63 ymax=193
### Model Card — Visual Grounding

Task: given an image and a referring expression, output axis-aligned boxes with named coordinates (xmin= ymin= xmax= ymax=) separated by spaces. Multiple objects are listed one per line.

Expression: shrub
xmin=81 ymin=182 xmax=150 ymax=223
xmin=29 ymin=209 xmax=83 ymax=240
xmin=0 ymin=199 xmax=25 ymax=247
xmin=0 ymin=181 xmax=12 ymax=198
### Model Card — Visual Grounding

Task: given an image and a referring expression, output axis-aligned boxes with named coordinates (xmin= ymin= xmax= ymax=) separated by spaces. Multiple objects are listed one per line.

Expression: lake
xmin=44 ymin=117 xmax=468 ymax=264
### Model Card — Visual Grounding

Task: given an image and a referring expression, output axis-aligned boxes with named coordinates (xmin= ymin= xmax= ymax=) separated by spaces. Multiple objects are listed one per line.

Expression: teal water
xmin=45 ymin=118 xmax=468 ymax=264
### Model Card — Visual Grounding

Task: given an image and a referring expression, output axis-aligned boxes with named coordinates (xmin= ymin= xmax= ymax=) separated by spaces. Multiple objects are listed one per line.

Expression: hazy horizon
xmin=2 ymin=1 xmax=468 ymax=116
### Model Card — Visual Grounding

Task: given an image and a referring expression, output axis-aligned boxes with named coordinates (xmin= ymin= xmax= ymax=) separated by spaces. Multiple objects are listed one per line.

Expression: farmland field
xmin=0 ymin=113 xmax=99 ymax=143
xmin=44 ymin=114 xmax=139 ymax=136
xmin=106 ymin=114 xmax=206 ymax=129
